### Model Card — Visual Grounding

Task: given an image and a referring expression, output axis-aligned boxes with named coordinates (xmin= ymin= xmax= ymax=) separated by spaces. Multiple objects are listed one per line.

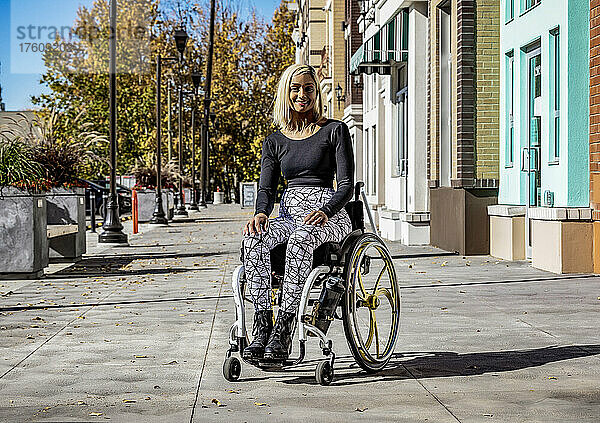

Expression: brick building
xmin=293 ymin=0 xmax=327 ymax=69
xmin=428 ymin=0 xmax=500 ymax=255
xmin=321 ymin=0 xmax=346 ymax=120
xmin=489 ymin=0 xmax=590 ymax=273
xmin=342 ymin=0 xmax=364 ymax=183
xmin=591 ymin=0 xmax=600 ymax=272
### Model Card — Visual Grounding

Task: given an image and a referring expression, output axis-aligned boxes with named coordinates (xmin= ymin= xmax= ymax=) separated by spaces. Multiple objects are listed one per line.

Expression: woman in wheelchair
xmin=242 ymin=64 xmax=354 ymax=362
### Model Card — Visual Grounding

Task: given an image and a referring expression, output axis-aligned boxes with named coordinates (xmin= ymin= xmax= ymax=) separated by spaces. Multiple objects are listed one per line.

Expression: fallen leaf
xmin=355 ymin=407 xmax=368 ymax=412
xmin=89 ymin=412 xmax=103 ymax=416
xmin=548 ymin=376 xmax=557 ymax=380
xmin=163 ymin=360 xmax=178 ymax=365
xmin=254 ymin=402 xmax=268 ymax=407
xmin=77 ymin=401 xmax=86 ymax=405
xmin=212 ymin=398 xmax=225 ymax=407
xmin=134 ymin=355 xmax=148 ymax=358
xmin=122 ymin=399 xmax=136 ymax=403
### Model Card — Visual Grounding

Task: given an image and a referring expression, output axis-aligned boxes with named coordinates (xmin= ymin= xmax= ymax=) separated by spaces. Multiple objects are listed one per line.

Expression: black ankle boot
xmin=263 ymin=310 xmax=296 ymax=361
xmin=243 ymin=310 xmax=273 ymax=359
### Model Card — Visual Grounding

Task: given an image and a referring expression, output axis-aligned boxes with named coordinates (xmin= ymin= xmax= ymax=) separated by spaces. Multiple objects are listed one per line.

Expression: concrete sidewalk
xmin=0 ymin=204 xmax=599 ymax=422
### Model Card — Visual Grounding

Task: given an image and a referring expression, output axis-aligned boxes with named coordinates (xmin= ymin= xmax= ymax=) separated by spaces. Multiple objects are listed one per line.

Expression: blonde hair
xmin=272 ymin=64 xmax=325 ymax=132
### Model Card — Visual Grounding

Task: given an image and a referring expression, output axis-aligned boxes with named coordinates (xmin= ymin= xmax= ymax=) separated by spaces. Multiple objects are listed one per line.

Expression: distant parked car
xmin=77 ymin=178 xmax=132 ymax=216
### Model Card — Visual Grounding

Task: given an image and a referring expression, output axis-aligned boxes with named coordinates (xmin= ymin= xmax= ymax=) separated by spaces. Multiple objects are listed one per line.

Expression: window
xmin=506 ymin=51 xmax=514 ymax=166
xmin=506 ymin=0 xmax=514 ymax=21
xmin=365 ymin=127 xmax=370 ymax=193
xmin=393 ymin=88 xmax=408 ymax=177
xmin=367 ymin=126 xmax=377 ymax=195
xmin=524 ymin=0 xmax=540 ymax=12
xmin=371 ymin=74 xmax=377 ymax=110
xmin=550 ymin=27 xmax=560 ymax=161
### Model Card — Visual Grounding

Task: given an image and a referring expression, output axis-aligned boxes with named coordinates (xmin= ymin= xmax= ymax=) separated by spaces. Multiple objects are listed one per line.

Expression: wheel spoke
xmin=375 ymin=287 xmax=394 ymax=308
xmin=371 ymin=264 xmax=386 ymax=295
xmin=374 ymin=314 xmax=380 ymax=357
xmin=356 ymin=267 xmax=368 ymax=298
xmin=365 ymin=309 xmax=375 ymax=349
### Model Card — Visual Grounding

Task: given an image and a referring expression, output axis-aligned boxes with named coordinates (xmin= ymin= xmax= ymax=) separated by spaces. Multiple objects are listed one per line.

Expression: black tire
xmin=223 ymin=357 xmax=241 ymax=382
xmin=315 ymin=360 xmax=333 ymax=386
xmin=342 ymin=232 xmax=401 ymax=373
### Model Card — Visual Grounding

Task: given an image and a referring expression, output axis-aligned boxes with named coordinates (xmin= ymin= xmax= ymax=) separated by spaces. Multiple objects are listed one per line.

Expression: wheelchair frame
xmin=223 ymin=182 xmax=400 ymax=385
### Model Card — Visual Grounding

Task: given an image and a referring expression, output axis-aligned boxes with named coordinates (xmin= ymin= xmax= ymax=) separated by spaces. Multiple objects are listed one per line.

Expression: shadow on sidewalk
xmin=282 ymin=345 xmax=600 ymax=386
xmin=46 ymin=250 xmax=229 ymax=279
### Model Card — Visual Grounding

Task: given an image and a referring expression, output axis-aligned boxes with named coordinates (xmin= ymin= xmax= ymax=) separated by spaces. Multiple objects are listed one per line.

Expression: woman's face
xmin=289 ymin=72 xmax=317 ymax=114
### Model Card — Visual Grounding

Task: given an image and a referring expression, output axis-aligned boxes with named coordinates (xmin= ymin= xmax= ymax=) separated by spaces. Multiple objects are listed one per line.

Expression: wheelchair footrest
xmin=245 ymin=358 xmax=297 ymax=370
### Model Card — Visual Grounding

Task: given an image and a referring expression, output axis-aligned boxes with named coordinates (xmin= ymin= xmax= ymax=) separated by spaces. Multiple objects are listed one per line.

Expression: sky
xmin=0 ymin=0 xmax=281 ymax=111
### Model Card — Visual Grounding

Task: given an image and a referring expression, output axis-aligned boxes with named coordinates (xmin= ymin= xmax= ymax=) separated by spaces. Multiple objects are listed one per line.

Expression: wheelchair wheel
xmin=223 ymin=356 xmax=241 ymax=381
xmin=342 ymin=232 xmax=400 ymax=372
xmin=315 ymin=360 xmax=334 ymax=385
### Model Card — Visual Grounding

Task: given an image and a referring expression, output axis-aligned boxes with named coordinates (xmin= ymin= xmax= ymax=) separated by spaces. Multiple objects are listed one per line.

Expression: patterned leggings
xmin=243 ymin=187 xmax=352 ymax=313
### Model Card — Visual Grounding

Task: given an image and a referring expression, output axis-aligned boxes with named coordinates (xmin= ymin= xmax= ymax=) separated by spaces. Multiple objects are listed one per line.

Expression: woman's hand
xmin=243 ymin=213 xmax=269 ymax=235
xmin=304 ymin=210 xmax=328 ymax=227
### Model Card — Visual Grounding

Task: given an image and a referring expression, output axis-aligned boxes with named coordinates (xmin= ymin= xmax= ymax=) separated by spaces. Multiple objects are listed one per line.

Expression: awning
xmin=349 ymin=9 xmax=409 ymax=75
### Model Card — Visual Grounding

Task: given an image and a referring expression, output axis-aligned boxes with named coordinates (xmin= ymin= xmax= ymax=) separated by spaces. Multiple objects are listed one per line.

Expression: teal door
xmin=522 ymin=48 xmax=542 ymax=258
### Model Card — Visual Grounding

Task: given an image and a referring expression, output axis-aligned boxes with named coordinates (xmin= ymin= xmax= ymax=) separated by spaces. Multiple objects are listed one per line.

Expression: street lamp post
xmin=200 ymin=0 xmax=217 ymax=208
xmin=150 ymin=29 xmax=188 ymax=225
xmin=167 ymin=82 xmax=173 ymax=162
xmin=189 ymin=71 xmax=203 ymax=210
xmin=174 ymin=83 xmax=188 ymax=217
xmin=99 ymin=0 xmax=128 ymax=245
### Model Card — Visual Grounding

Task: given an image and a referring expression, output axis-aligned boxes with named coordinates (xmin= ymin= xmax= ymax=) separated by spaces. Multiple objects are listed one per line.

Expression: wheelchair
xmin=223 ymin=182 xmax=400 ymax=385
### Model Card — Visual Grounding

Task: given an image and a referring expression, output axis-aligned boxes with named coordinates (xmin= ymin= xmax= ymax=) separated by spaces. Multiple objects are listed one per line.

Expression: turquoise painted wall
xmin=498 ymin=0 xmax=590 ymax=208
xmin=566 ymin=1 xmax=590 ymax=207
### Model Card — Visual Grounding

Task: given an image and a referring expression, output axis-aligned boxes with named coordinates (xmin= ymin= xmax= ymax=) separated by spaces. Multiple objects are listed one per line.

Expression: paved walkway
xmin=0 ymin=204 xmax=599 ymax=422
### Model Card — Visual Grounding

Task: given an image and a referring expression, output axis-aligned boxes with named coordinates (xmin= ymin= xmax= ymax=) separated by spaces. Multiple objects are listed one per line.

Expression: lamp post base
xmin=188 ymin=203 xmax=199 ymax=211
xmin=174 ymin=206 xmax=188 ymax=217
xmin=149 ymin=214 xmax=169 ymax=225
xmin=98 ymin=200 xmax=128 ymax=245
xmin=150 ymin=197 xmax=169 ymax=225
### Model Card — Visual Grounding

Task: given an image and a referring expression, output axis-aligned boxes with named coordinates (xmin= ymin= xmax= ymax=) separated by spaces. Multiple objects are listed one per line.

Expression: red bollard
xmin=132 ymin=190 xmax=138 ymax=234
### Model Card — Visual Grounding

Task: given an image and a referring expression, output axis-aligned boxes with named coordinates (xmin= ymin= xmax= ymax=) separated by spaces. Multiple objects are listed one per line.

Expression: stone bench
xmin=47 ymin=225 xmax=79 ymax=238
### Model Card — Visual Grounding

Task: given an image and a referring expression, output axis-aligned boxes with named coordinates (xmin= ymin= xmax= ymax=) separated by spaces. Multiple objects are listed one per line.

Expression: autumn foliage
xmin=33 ymin=0 xmax=296 ymax=202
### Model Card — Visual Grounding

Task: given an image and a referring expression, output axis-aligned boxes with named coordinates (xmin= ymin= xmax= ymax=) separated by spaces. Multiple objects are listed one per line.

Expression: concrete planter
xmin=430 ymin=187 xmax=498 ymax=255
xmin=213 ymin=191 xmax=224 ymax=204
xmin=135 ymin=190 xmax=170 ymax=222
xmin=46 ymin=187 xmax=86 ymax=262
xmin=0 ymin=187 xmax=48 ymax=279
xmin=184 ymin=188 xmax=192 ymax=205
xmin=166 ymin=191 xmax=174 ymax=220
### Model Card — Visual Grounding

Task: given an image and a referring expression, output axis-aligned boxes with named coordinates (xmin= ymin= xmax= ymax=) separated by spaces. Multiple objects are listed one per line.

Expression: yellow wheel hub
xmin=365 ymin=294 xmax=380 ymax=310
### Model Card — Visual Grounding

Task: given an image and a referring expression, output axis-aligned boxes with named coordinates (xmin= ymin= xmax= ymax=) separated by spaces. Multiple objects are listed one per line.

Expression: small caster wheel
xmin=316 ymin=360 xmax=333 ymax=386
xmin=223 ymin=357 xmax=241 ymax=381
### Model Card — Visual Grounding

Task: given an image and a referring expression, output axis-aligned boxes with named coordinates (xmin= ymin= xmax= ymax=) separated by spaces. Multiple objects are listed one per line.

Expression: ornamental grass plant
xmin=0 ymin=137 xmax=49 ymax=191
xmin=131 ymin=156 xmax=180 ymax=190
xmin=0 ymin=110 xmax=108 ymax=189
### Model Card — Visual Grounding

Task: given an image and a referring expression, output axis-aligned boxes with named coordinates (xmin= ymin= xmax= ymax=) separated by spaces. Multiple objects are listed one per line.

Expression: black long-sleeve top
xmin=254 ymin=119 xmax=354 ymax=218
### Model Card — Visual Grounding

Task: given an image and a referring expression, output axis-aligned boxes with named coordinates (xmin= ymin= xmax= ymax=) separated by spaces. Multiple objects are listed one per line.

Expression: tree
xmin=33 ymin=0 xmax=297 ymax=203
